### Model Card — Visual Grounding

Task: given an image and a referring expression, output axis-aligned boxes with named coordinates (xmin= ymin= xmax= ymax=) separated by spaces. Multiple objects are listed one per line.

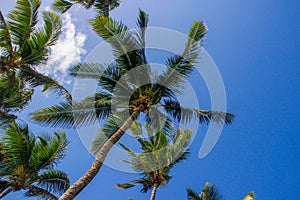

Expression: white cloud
xmin=38 ymin=13 xmax=87 ymax=84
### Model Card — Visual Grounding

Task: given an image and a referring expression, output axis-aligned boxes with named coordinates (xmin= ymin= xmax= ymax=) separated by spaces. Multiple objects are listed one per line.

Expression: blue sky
xmin=2 ymin=0 xmax=300 ymax=199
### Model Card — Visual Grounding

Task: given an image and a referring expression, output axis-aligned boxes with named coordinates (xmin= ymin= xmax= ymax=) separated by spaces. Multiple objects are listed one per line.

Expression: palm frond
xmin=199 ymin=182 xmax=222 ymax=200
xmin=21 ymin=11 xmax=62 ymax=65
xmin=37 ymin=169 xmax=70 ymax=194
xmin=0 ymin=180 xmax=10 ymax=193
xmin=155 ymin=20 xmax=207 ymax=94
xmin=89 ymin=16 xmax=143 ymax=72
xmin=91 ymin=115 xmax=127 ymax=154
xmin=0 ymin=11 xmax=13 ymax=56
xmin=0 ymin=122 xmax=35 ymax=166
xmin=243 ymin=191 xmax=255 ymax=200
xmin=94 ymin=0 xmax=121 ymax=16
xmin=30 ymin=132 xmax=68 ymax=170
xmin=30 ymin=100 xmax=113 ymax=128
xmin=19 ymin=65 xmax=71 ymax=100
xmin=52 ymin=0 xmax=74 ymax=13
xmin=0 ymin=112 xmax=17 ymax=129
xmin=116 ymin=183 xmax=136 ymax=190
xmin=129 ymin=121 xmax=142 ymax=136
xmin=187 ymin=188 xmax=201 ymax=200
xmin=0 ymin=74 xmax=33 ymax=111
xmin=7 ymin=0 xmax=40 ymax=48
xmin=69 ymin=62 xmax=107 ymax=79
xmin=25 ymin=185 xmax=58 ymax=200
xmin=162 ymin=100 xmax=234 ymax=125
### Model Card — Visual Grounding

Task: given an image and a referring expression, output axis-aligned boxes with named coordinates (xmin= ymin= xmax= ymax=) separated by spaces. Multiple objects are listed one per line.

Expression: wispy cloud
xmin=38 ymin=13 xmax=87 ymax=84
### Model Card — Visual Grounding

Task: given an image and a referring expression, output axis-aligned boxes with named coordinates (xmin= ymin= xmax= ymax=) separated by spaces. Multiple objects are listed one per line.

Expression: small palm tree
xmin=114 ymin=122 xmax=192 ymax=200
xmin=0 ymin=122 xmax=70 ymax=199
xmin=0 ymin=0 xmax=71 ymax=113
xmin=53 ymin=0 xmax=121 ymax=16
xmin=187 ymin=182 xmax=255 ymax=200
xmin=187 ymin=182 xmax=222 ymax=200
xmin=243 ymin=191 xmax=255 ymax=200
xmin=31 ymin=9 xmax=234 ymax=199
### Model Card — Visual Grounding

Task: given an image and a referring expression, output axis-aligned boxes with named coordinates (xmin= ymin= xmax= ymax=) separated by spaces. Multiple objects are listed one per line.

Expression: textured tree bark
xmin=58 ymin=110 xmax=140 ymax=200
xmin=0 ymin=187 xmax=13 ymax=199
xmin=150 ymin=183 xmax=159 ymax=200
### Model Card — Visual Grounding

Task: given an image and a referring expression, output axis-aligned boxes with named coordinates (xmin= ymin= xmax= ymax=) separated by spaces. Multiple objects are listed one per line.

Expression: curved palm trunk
xmin=0 ymin=187 xmax=13 ymax=199
xmin=150 ymin=183 xmax=159 ymax=200
xmin=59 ymin=110 xmax=140 ymax=200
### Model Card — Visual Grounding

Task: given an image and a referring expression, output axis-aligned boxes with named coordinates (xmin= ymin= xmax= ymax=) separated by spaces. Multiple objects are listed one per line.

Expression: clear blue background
xmin=1 ymin=0 xmax=300 ymax=199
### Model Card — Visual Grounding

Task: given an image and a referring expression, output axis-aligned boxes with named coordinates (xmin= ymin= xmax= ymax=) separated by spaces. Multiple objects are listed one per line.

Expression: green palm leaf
xmin=0 ymin=11 xmax=13 ymax=56
xmin=200 ymin=182 xmax=222 ymax=200
xmin=0 ymin=123 xmax=70 ymax=199
xmin=243 ymin=191 xmax=255 ymax=200
xmin=53 ymin=0 xmax=74 ymax=13
xmin=19 ymin=66 xmax=71 ymax=101
xmin=155 ymin=20 xmax=207 ymax=94
xmin=21 ymin=11 xmax=62 ymax=65
xmin=89 ymin=16 xmax=142 ymax=73
xmin=69 ymin=63 xmax=107 ymax=79
xmin=7 ymin=0 xmax=40 ymax=48
xmin=187 ymin=182 xmax=223 ymax=200
xmin=30 ymin=101 xmax=113 ymax=128
xmin=162 ymin=99 xmax=234 ymax=124
xmin=116 ymin=183 xmax=136 ymax=189
xmin=187 ymin=188 xmax=201 ymax=200
xmin=25 ymin=185 xmax=59 ymax=200
xmin=91 ymin=114 xmax=129 ymax=154
xmin=37 ymin=169 xmax=70 ymax=194
xmin=30 ymin=132 xmax=68 ymax=170
xmin=0 ymin=122 xmax=34 ymax=166
xmin=53 ymin=0 xmax=121 ymax=16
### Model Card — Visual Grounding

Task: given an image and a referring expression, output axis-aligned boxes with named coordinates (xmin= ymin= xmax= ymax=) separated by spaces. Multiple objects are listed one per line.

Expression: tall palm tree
xmin=115 ymin=121 xmax=192 ymax=200
xmin=0 ymin=0 xmax=71 ymax=112
xmin=187 ymin=182 xmax=222 ymax=200
xmin=31 ymin=9 xmax=234 ymax=199
xmin=53 ymin=0 xmax=121 ymax=16
xmin=0 ymin=122 xmax=70 ymax=199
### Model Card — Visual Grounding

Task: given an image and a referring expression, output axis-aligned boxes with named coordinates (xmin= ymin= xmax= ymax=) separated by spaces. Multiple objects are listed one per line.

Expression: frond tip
xmin=116 ymin=183 xmax=136 ymax=189
xmin=243 ymin=191 xmax=255 ymax=200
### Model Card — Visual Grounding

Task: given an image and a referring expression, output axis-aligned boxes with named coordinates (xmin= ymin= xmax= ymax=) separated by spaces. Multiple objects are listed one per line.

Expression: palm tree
xmin=0 ymin=0 xmax=71 ymax=115
xmin=115 ymin=121 xmax=192 ymax=200
xmin=187 ymin=182 xmax=255 ymax=200
xmin=243 ymin=191 xmax=255 ymax=200
xmin=187 ymin=182 xmax=222 ymax=200
xmin=53 ymin=0 xmax=121 ymax=16
xmin=0 ymin=122 xmax=70 ymax=199
xmin=31 ymin=9 xmax=234 ymax=199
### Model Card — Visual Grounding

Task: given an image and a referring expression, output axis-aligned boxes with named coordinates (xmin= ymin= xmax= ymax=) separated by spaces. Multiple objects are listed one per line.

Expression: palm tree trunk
xmin=58 ymin=110 xmax=140 ymax=200
xmin=150 ymin=183 xmax=159 ymax=200
xmin=0 ymin=187 xmax=13 ymax=199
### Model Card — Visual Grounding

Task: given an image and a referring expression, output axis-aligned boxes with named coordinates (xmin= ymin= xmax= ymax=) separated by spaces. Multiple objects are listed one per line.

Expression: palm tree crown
xmin=187 ymin=183 xmax=255 ymax=200
xmin=115 ymin=121 xmax=192 ymax=200
xmin=0 ymin=122 xmax=70 ymax=199
xmin=30 ymin=9 xmax=234 ymax=200
xmin=0 ymin=0 xmax=71 ymax=126
xmin=187 ymin=182 xmax=223 ymax=200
